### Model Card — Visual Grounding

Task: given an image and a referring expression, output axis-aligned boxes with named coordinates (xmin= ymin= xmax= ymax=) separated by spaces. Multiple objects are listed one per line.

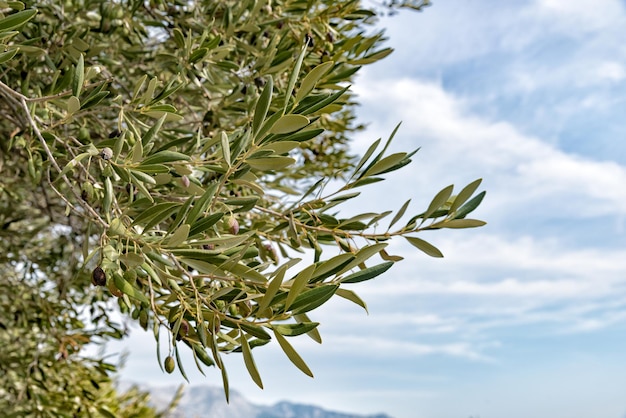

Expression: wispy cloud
xmin=323 ymin=335 xmax=495 ymax=362
xmin=353 ymin=76 xmax=626 ymax=219
xmin=534 ymin=0 xmax=626 ymax=34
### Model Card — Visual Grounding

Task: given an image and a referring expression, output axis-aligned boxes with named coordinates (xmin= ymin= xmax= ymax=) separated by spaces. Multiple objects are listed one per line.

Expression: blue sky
xmin=107 ymin=1 xmax=626 ymax=417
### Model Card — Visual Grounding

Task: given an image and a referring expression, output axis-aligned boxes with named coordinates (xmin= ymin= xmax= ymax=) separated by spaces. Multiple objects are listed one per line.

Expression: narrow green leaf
xmin=103 ymin=177 xmax=113 ymax=213
xmin=290 ymin=285 xmax=338 ymax=314
xmin=167 ymin=195 xmax=193 ymax=233
xmin=350 ymin=47 xmax=393 ymax=65
xmin=272 ymin=322 xmax=319 ymax=337
xmin=311 ymin=253 xmax=354 ymax=282
xmin=223 ymin=262 xmax=267 ymax=283
xmin=132 ymin=202 xmax=179 ymax=229
xmin=220 ymin=131 xmax=231 ymax=166
xmin=131 ymin=138 xmax=143 ymax=164
xmin=269 ymin=114 xmax=310 ymax=135
xmin=368 ymin=212 xmax=392 ymax=229
xmin=361 ymin=152 xmax=407 ymax=178
xmin=189 ymin=212 xmax=224 ymax=237
xmin=438 ymin=219 xmax=486 ymax=229
xmin=186 ymin=182 xmax=218 ymax=225
xmin=132 ymin=74 xmax=148 ymax=101
xmin=130 ymin=169 xmax=156 ymax=185
xmin=220 ymin=362 xmax=230 ymax=402
xmin=141 ymin=76 xmax=158 ymax=104
xmin=422 ymin=184 xmax=454 ymax=221
xmin=142 ymin=114 xmax=167 ymax=145
xmin=155 ymin=325 xmax=163 ymax=372
xmin=284 ymin=43 xmax=307 ymax=113
xmin=454 ymin=191 xmax=486 ymax=219
xmin=119 ymin=252 xmax=144 ymax=268
xmin=351 ymin=138 xmax=380 ymax=180
xmin=240 ymin=334 xmax=263 ymax=389
xmin=285 ymin=265 xmax=315 ymax=311
xmin=405 ymin=236 xmax=444 ymax=258
xmin=258 ymin=141 xmax=300 ymax=154
xmin=239 ymin=322 xmax=271 ymax=340
xmin=329 ymin=192 xmax=360 ymax=202
xmin=0 ymin=9 xmax=37 ymax=32
xmin=224 ymin=196 xmax=258 ymax=212
xmin=295 ymin=60 xmax=334 ymax=104
xmin=113 ymin=272 xmax=149 ymax=304
xmin=388 ymin=199 xmax=411 ymax=230
xmin=72 ymin=54 xmax=84 ymax=97
xmin=339 ymin=261 xmax=394 ymax=284
xmin=81 ymin=90 xmax=110 ymax=109
xmin=174 ymin=345 xmax=189 ymax=382
xmin=335 ymin=243 xmax=388 ymax=275
xmin=360 ymin=123 xmax=400 ymax=175
xmin=335 ymin=288 xmax=368 ymax=313
xmin=279 ymin=127 xmax=324 ymax=142
xmin=247 ymin=156 xmax=295 ymax=171
xmin=449 ymin=178 xmax=482 ymax=214
xmin=141 ymin=150 xmax=190 ymax=165
xmin=255 ymin=112 xmax=283 ymax=142
xmin=7 ymin=3 xmax=26 ymax=12
xmin=380 ymin=248 xmax=404 ymax=262
xmin=97 ymin=407 xmax=116 ymax=418
xmin=189 ymin=47 xmax=209 ymax=63
xmin=272 ymin=329 xmax=314 ymax=377
xmin=252 ymin=76 xmax=273 ymax=137
xmin=192 ymin=343 xmax=215 ymax=367
xmin=60 ymin=152 xmax=90 ymax=176
xmin=257 ymin=265 xmax=286 ymax=314
xmin=345 ymin=177 xmax=384 ymax=190
xmin=167 ymin=224 xmax=190 ymax=247
xmin=294 ymin=313 xmax=321 ymax=343
xmin=134 ymin=164 xmax=169 ymax=174
xmin=0 ymin=48 xmax=18 ymax=64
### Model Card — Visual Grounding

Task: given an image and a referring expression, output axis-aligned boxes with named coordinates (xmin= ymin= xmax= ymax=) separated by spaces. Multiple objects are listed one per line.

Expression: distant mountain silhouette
xmin=124 ymin=383 xmax=393 ymax=418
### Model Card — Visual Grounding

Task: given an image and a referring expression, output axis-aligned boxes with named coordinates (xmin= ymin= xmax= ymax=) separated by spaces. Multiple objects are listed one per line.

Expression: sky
xmin=105 ymin=1 xmax=626 ymax=417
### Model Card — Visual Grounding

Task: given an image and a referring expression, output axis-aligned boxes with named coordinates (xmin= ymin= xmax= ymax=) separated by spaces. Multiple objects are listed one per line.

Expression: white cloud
xmin=353 ymin=76 xmax=626 ymax=217
xmin=535 ymin=0 xmax=626 ymax=33
xmin=327 ymin=335 xmax=493 ymax=362
xmin=596 ymin=61 xmax=626 ymax=82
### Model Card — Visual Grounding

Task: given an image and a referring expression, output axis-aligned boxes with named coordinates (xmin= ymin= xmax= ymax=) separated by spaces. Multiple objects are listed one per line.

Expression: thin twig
xmin=14 ymin=94 xmax=108 ymax=228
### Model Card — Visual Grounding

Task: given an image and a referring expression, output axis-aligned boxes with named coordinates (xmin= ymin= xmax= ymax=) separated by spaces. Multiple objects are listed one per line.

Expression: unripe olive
xmin=229 ymin=304 xmax=238 ymax=316
xmin=228 ymin=216 xmax=239 ymax=235
xmin=91 ymin=266 xmax=106 ymax=286
xmin=78 ymin=127 xmax=90 ymax=142
xmin=139 ymin=310 xmax=148 ymax=330
xmin=164 ymin=355 xmax=175 ymax=373
xmin=265 ymin=243 xmax=278 ymax=263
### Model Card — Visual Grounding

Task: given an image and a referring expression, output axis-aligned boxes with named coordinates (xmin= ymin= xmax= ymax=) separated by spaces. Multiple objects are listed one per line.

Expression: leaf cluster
xmin=0 ymin=0 xmax=486 ymax=405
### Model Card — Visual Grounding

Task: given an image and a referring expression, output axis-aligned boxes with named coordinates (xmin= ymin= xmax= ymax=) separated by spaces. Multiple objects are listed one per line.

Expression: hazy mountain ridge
xmin=125 ymin=383 xmax=393 ymax=418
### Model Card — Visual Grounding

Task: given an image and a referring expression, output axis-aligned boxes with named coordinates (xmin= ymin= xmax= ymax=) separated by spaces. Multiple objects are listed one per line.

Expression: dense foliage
xmin=0 ymin=0 xmax=483 ymax=414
